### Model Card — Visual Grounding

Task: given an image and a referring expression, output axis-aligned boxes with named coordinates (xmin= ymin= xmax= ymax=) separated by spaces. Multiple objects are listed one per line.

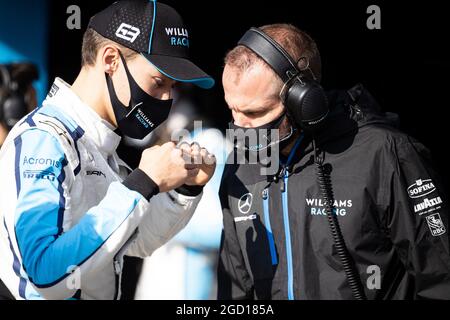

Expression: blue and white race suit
xmin=0 ymin=78 xmax=202 ymax=300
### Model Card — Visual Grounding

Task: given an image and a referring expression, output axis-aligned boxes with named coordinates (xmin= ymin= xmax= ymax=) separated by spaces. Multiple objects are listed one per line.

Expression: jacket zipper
xmin=262 ymin=189 xmax=278 ymax=266
xmin=113 ymin=230 xmax=139 ymax=300
xmin=281 ymin=170 xmax=294 ymax=300
xmin=279 ymin=134 xmax=304 ymax=300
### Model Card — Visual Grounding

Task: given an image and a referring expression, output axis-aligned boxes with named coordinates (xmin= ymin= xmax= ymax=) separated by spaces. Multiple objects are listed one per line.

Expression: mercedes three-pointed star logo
xmin=238 ymin=193 xmax=253 ymax=215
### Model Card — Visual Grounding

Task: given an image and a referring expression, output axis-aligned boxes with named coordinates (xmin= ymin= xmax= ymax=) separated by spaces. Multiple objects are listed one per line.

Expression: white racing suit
xmin=0 ymin=78 xmax=202 ymax=300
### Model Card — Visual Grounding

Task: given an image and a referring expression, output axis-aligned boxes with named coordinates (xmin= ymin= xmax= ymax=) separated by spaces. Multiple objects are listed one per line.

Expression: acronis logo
xmin=165 ymin=27 xmax=189 ymax=47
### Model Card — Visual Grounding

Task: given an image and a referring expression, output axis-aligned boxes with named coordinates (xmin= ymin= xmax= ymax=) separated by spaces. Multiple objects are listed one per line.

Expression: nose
xmin=161 ymin=91 xmax=171 ymax=100
xmin=157 ymin=88 xmax=172 ymax=101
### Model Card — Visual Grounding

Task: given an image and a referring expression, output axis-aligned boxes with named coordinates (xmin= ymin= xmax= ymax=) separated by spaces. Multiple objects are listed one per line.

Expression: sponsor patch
xmin=238 ymin=193 xmax=253 ymax=215
xmin=23 ymin=170 xmax=56 ymax=181
xmin=165 ymin=27 xmax=189 ymax=47
xmin=115 ymin=23 xmax=140 ymax=43
xmin=86 ymin=170 xmax=106 ymax=178
xmin=407 ymin=179 xmax=436 ymax=199
xmin=23 ymin=156 xmax=62 ymax=168
xmin=48 ymin=83 xmax=59 ymax=98
xmin=426 ymin=213 xmax=446 ymax=237
xmin=414 ymin=196 xmax=443 ymax=215
xmin=234 ymin=215 xmax=257 ymax=223
xmin=306 ymin=198 xmax=352 ymax=216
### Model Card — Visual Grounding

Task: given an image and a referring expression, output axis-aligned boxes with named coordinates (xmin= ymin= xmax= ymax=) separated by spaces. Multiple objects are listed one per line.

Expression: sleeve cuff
xmin=175 ymin=184 xmax=204 ymax=197
xmin=123 ymin=169 xmax=160 ymax=201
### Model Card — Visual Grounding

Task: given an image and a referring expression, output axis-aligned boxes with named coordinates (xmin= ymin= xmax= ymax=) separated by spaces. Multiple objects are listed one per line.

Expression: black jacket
xmin=217 ymin=84 xmax=450 ymax=300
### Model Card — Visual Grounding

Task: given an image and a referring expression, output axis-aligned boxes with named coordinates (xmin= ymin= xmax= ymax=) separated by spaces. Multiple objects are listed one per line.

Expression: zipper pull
xmin=279 ymin=167 xmax=286 ymax=193
xmin=262 ymin=188 xmax=269 ymax=200
xmin=114 ymin=260 xmax=122 ymax=275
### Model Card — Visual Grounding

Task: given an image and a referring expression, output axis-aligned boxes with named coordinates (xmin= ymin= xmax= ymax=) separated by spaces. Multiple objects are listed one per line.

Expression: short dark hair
xmin=225 ymin=24 xmax=322 ymax=89
xmin=0 ymin=63 xmax=38 ymax=94
xmin=81 ymin=28 xmax=138 ymax=67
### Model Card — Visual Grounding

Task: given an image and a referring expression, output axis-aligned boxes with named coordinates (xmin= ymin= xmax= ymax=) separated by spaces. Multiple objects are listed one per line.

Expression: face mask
xmin=228 ymin=111 xmax=295 ymax=152
xmin=105 ymin=52 xmax=173 ymax=140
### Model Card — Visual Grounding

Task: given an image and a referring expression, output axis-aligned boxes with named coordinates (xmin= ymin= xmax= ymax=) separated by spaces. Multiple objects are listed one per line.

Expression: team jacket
xmin=217 ymin=84 xmax=450 ymax=300
xmin=0 ymin=78 xmax=202 ymax=300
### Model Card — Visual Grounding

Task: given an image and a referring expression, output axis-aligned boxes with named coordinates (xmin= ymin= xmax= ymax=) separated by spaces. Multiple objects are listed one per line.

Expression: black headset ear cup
xmin=284 ymin=79 xmax=329 ymax=132
xmin=2 ymin=93 xmax=28 ymax=129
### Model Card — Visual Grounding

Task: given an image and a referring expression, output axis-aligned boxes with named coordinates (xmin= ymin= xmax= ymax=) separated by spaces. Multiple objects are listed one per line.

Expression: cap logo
xmin=165 ymin=27 xmax=189 ymax=47
xmin=116 ymin=23 xmax=141 ymax=43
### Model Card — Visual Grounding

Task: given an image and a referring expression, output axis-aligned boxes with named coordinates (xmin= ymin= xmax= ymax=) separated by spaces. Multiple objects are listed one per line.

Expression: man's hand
xmin=179 ymin=142 xmax=216 ymax=187
xmin=138 ymin=142 xmax=198 ymax=193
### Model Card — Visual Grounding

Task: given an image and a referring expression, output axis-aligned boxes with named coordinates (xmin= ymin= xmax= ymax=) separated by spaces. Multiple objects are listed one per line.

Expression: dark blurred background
xmin=1 ymin=0 xmax=449 ymax=191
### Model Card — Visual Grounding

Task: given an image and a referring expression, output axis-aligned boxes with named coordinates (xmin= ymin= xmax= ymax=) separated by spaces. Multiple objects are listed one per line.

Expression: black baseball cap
xmin=88 ymin=0 xmax=214 ymax=89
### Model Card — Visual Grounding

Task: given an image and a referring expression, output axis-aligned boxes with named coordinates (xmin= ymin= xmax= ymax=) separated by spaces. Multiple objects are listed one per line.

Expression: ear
xmin=100 ymin=45 xmax=121 ymax=76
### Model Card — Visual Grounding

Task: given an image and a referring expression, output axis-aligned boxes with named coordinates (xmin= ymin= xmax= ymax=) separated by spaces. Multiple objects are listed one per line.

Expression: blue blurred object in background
xmin=0 ymin=0 xmax=48 ymax=104
xmin=135 ymin=128 xmax=231 ymax=300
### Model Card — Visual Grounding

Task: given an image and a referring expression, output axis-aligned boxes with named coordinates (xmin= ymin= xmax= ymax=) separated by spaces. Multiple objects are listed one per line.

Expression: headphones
xmin=0 ymin=64 xmax=29 ymax=130
xmin=238 ymin=27 xmax=329 ymax=132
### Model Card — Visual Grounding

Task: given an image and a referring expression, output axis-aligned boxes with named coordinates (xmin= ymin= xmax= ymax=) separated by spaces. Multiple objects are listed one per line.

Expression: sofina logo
xmin=116 ymin=23 xmax=141 ymax=43
xmin=165 ymin=27 xmax=189 ymax=47
xmin=407 ymin=179 xmax=436 ymax=199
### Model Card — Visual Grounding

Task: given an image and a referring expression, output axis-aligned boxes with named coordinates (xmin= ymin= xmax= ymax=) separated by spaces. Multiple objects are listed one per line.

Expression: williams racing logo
xmin=165 ymin=27 xmax=189 ymax=47
xmin=426 ymin=213 xmax=446 ymax=237
xmin=134 ymin=105 xmax=155 ymax=129
xmin=306 ymin=198 xmax=352 ymax=216
xmin=407 ymin=179 xmax=436 ymax=199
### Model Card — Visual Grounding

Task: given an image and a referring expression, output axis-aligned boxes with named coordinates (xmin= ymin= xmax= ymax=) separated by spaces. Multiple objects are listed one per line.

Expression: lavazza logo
xmin=407 ymin=179 xmax=436 ymax=199
xmin=414 ymin=196 xmax=443 ymax=214
xmin=115 ymin=23 xmax=141 ymax=43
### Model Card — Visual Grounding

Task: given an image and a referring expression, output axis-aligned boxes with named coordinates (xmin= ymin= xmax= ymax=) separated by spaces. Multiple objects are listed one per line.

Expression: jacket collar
xmin=42 ymin=78 xmax=121 ymax=156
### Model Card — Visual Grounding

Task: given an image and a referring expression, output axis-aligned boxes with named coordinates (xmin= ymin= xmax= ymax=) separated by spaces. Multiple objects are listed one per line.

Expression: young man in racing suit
xmin=0 ymin=0 xmax=216 ymax=300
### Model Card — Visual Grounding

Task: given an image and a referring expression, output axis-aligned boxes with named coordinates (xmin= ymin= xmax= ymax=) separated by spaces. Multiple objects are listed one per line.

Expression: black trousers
xmin=0 ymin=279 xmax=14 ymax=300
xmin=0 ymin=257 xmax=142 ymax=301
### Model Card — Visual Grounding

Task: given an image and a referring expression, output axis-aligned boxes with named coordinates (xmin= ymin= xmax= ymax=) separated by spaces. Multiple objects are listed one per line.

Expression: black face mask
xmin=228 ymin=111 xmax=295 ymax=152
xmin=106 ymin=52 xmax=173 ymax=140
